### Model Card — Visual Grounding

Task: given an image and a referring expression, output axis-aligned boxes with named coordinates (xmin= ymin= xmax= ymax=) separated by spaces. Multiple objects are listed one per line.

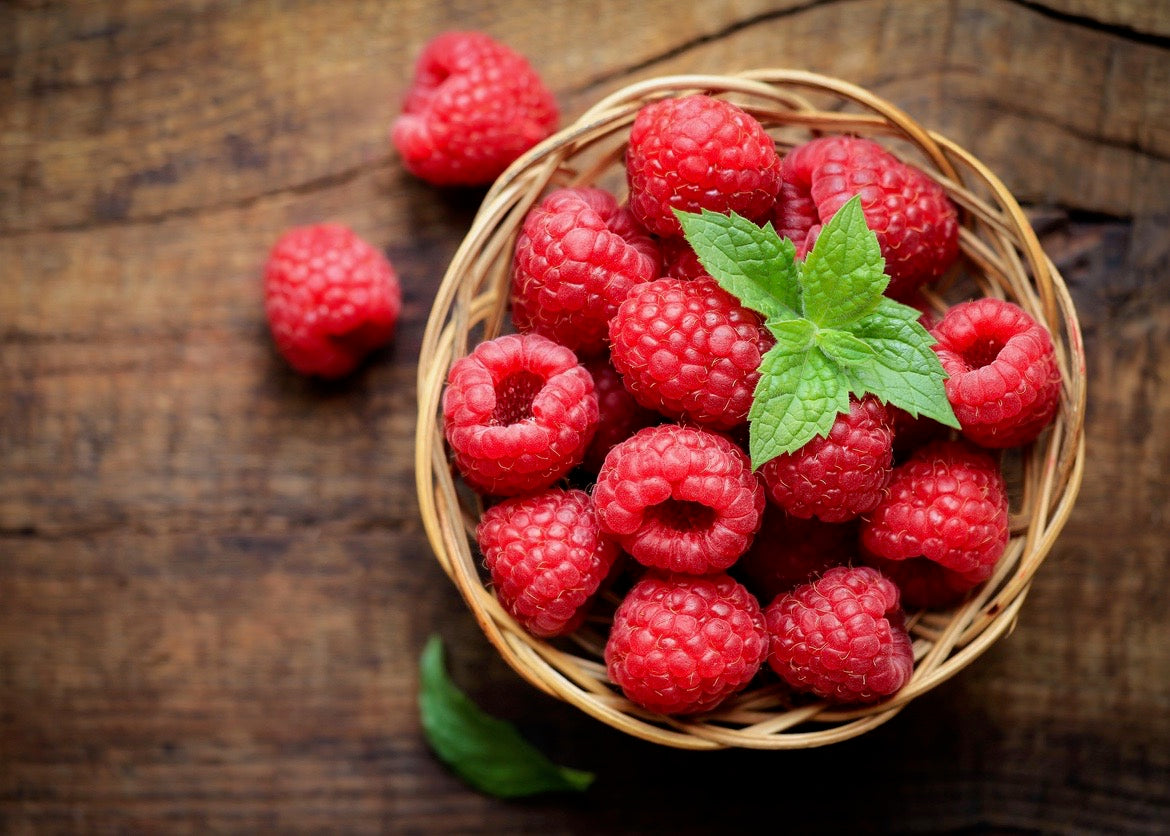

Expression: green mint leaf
xmin=675 ymin=208 xmax=801 ymax=320
xmin=418 ymin=636 xmax=595 ymax=798
xmin=843 ymin=298 xmax=961 ymax=427
xmin=817 ymin=328 xmax=877 ymax=367
xmin=749 ymin=321 xmax=849 ymax=467
xmin=800 ymin=195 xmax=887 ymax=328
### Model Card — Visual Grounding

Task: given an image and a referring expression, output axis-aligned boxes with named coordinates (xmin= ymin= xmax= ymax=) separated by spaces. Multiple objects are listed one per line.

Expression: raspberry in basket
xmin=263 ymin=223 xmax=401 ymax=378
xmin=625 ymin=93 xmax=782 ymax=238
xmin=758 ymin=395 xmax=894 ymax=523
xmin=860 ymin=440 xmax=1009 ymax=582
xmin=931 ymin=297 xmax=1062 ymax=448
xmin=774 ymin=135 xmax=959 ymax=299
xmin=593 ymin=424 xmax=764 ymax=574
xmin=476 ymin=488 xmax=620 ymax=638
xmin=608 ymin=275 xmax=773 ymax=430
xmin=736 ymin=509 xmax=856 ymax=603
xmin=764 ymin=565 xmax=915 ymax=704
xmin=392 ymin=31 xmax=559 ymax=186
xmin=442 ymin=333 xmax=597 ymax=496
xmin=579 ymin=354 xmax=659 ymax=474
xmin=860 ymin=553 xmax=981 ymax=610
xmin=511 ymin=187 xmax=661 ymax=355
xmin=605 ymin=572 xmax=768 ymax=715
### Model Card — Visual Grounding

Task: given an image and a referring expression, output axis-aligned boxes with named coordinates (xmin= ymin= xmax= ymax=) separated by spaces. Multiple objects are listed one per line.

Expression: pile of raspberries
xmin=263 ymin=32 xmax=1063 ymax=717
xmin=443 ymin=78 xmax=1062 ymax=717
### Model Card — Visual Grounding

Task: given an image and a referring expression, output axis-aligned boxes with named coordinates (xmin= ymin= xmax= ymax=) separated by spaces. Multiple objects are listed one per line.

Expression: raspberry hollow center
xmin=646 ymin=498 xmax=717 ymax=532
xmin=961 ymin=336 xmax=1006 ymax=370
xmin=492 ymin=370 xmax=545 ymax=425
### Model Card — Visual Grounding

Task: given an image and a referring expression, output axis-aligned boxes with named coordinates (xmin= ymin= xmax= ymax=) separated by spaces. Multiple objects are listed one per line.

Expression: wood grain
xmin=2 ymin=0 xmax=1169 ymax=832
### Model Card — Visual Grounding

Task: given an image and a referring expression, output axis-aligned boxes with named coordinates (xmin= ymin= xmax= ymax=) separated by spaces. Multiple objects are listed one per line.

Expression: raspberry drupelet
xmin=442 ymin=333 xmax=598 ymax=496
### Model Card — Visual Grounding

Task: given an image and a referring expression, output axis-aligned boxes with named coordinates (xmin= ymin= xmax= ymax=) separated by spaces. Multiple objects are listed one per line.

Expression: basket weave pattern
xmin=415 ymin=70 xmax=1086 ymax=750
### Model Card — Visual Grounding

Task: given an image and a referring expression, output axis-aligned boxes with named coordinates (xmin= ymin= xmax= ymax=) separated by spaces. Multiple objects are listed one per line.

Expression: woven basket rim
xmin=415 ymin=69 xmax=1087 ymax=750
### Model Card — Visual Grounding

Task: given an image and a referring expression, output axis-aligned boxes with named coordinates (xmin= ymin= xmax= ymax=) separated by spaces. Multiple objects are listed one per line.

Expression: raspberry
xmin=605 ymin=572 xmax=768 ymax=715
xmin=860 ymin=553 xmax=981 ymax=610
xmin=476 ymin=488 xmax=620 ymax=637
xmin=660 ymin=236 xmax=712 ymax=282
xmin=511 ymin=187 xmax=660 ymax=355
xmin=931 ymin=297 xmax=1062 ymax=448
xmin=608 ymin=276 xmax=773 ymax=430
xmin=392 ymin=31 xmax=559 ymax=186
xmin=759 ymin=396 xmax=894 ymax=523
xmin=774 ymin=135 xmax=959 ymax=298
xmin=593 ymin=424 xmax=764 ymax=574
xmin=860 ymin=440 xmax=1009 ymax=582
xmin=442 ymin=333 xmax=598 ymax=496
xmin=736 ymin=509 xmax=856 ymax=602
xmin=263 ymin=223 xmax=401 ymax=378
xmin=764 ymin=565 xmax=915 ymax=704
xmin=580 ymin=354 xmax=659 ymax=474
xmin=625 ymin=94 xmax=782 ymax=238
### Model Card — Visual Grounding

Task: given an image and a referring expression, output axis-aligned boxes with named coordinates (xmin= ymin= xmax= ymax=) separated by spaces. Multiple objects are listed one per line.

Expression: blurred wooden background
xmin=3 ymin=1 xmax=1168 ymax=832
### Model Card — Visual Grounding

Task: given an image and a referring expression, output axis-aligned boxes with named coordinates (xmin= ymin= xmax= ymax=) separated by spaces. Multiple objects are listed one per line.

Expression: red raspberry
xmin=392 ymin=31 xmax=559 ymax=187
xmin=605 ymin=572 xmax=768 ymax=715
xmin=476 ymin=488 xmax=620 ymax=638
xmin=608 ymin=276 xmax=773 ymax=430
xmin=737 ymin=509 xmax=856 ymax=602
xmin=860 ymin=553 xmax=981 ymax=610
xmin=593 ymin=424 xmax=764 ymax=574
xmin=774 ymin=136 xmax=959 ymax=299
xmin=931 ymin=297 xmax=1062 ymax=448
xmin=764 ymin=566 xmax=915 ymax=704
xmin=511 ymin=187 xmax=660 ymax=355
xmin=263 ymin=223 xmax=401 ymax=378
xmin=759 ymin=396 xmax=894 ymax=523
xmin=442 ymin=333 xmax=598 ymax=496
xmin=580 ymin=354 xmax=659 ymax=473
xmin=660 ymin=236 xmax=712 ymax=281
xmin=860 ymin=440 xmax=1009 ymax=582
xmin=625 ymin=94 xmax=782 ymax=238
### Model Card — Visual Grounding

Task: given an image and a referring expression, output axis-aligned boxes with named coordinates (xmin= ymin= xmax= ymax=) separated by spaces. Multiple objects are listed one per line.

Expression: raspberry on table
xmin=625 ymin=94 xmax=782 ymax=238
xmin=759 ymin=396 xmax=894 ymax=523
xmin=579 ymin=354 xmax=659 ymax=474
xmin=476 ymin=488 xmax=620 ymax=638
xmin=931 ymin=297 xmax=1062 ymax=448
xmin=774 ymin=135 xmax=960 ymax=299
xmin=392 ymin=31 xmax=559 ymax=187
xmin=860 ymin=553 xmax=982 ymax=610
xmin=608 ymin=275 xmax=773 ymax=430
xmin=860 ymin=440 xmax=1009 ymax=582
xmin=593 ymin=424 xmax=764 ymax=574
xmin=605 ymin=572 xmax=768 ymax=715
xmin=764 ymin=565 xmax=915 ymax=704
xmin=442 ymin=333 xmax=598 ymax=496
xmin=736 ymin=509 xmax=856 ymax=603
xmin=511 ymin=187 xmax=661 ymax=355
xmin=263 ymin=223 xmax=401 ymax=378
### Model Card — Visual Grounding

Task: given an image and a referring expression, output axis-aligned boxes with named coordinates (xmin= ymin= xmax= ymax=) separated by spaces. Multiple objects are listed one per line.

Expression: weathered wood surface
xmin=2 ymin=1 xmax=1168 ymax=832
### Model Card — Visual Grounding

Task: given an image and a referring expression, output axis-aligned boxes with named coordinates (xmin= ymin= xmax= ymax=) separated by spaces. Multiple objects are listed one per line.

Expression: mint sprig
xmin=418 ymin=636 xmax=595 ymax=798
xmin=676 ymin=196 xmax=959 ymax=469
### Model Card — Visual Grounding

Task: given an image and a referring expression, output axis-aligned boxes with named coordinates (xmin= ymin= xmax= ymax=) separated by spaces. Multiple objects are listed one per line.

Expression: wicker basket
xmin=415 ymin=70 xmax=1086 ymax=750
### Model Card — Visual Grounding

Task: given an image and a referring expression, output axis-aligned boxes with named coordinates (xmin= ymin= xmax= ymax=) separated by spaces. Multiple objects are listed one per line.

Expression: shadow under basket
xmin=415 ymin=70 xmax=1087 ymax=750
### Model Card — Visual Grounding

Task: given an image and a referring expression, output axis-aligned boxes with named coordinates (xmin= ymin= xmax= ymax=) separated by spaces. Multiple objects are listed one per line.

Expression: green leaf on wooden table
xmin=418 ymin=635 xmax=595 ymax=799
xmin=676 ymin=195 xmax=959 ymax=467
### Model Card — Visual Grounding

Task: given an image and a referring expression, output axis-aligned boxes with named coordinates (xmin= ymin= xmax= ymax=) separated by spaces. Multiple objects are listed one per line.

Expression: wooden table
xmin=4 ymin=2 xmax=1169 ymax=832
